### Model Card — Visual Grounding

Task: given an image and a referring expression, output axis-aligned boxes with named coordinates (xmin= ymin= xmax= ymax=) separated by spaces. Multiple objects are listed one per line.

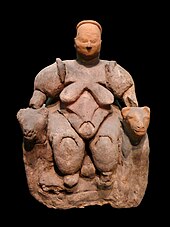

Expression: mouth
xmin=134 ymin=129 xmax=146 ymax=135
xmin=86 ymin=47 xmax=92 ymax=51
xmin=24 ymin=135 xmax=36 ymax=140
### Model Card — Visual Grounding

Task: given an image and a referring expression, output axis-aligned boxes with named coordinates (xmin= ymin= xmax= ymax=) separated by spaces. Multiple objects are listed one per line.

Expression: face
xmin=74 ymin=23 xmax=102 ymax=60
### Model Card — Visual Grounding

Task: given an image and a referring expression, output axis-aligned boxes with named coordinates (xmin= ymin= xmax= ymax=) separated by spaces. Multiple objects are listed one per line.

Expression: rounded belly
xmin=61 ymin=90 xmax=111 ymax=139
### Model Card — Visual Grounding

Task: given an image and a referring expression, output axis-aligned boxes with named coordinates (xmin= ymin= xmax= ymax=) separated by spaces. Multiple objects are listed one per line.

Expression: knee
xmin=53 ymin=137 xmax=85 ymax=175
xmin=90 ymin=135 xmax=118 ymax=152
xmin=90 ymin=136 xmax=119 ymax=172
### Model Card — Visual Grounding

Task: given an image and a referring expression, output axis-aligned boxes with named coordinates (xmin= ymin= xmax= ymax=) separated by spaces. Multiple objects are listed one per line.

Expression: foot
xmin=63 ymin=173 xmax=79 ymax=188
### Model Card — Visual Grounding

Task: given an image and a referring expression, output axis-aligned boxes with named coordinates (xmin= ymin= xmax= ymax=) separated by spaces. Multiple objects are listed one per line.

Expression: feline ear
xmin=121 ymin=107 xmax=131 ymax=118
xmin=16 ymin=108 xmax=25 ymax=123
xmin=142 ymin=106 xmax=150 ymax=116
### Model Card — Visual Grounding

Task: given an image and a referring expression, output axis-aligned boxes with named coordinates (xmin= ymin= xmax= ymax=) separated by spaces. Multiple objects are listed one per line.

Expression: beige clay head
xmin=74 ymin=20 xmax=102 ymax=62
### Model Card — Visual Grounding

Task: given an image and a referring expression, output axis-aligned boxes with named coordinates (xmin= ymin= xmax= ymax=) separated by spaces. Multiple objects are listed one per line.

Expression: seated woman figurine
xmin=17 ymin=20 xmax=150 ymax=209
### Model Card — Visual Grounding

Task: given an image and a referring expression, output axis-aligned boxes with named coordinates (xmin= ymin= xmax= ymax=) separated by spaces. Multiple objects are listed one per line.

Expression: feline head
xmin=121 ymin=106 xmax=150 ymax=137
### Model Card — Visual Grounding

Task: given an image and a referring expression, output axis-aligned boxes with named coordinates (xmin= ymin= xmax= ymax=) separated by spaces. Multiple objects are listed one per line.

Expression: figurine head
xmin=74 ymin=20 xmax=102 ymax=62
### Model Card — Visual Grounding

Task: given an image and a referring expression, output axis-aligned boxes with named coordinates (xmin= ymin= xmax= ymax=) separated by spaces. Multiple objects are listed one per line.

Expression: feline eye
xmin=126 ymin=116 xmax=134 ymax=120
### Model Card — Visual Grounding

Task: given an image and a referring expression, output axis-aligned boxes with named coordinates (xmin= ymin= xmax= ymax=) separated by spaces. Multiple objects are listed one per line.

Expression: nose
xmin=86 ymin=41 xmax=92 ymax=49
xmin=136 ymin=121 xmax=144 ymax=130
xmin=87 ymin=41 xmax=91 ymax=46
xmin=86 ymin=40 xmax=91 ymax=48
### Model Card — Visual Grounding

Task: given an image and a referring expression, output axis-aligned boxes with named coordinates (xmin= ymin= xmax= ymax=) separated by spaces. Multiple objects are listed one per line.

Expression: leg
xmin=48 ymin=111 xmax=85 ymax=176
xmin=89 ymin=109 xmax=122 ymax=173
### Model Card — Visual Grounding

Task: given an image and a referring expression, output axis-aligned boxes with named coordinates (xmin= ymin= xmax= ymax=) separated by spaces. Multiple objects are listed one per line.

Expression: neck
xmin=129 ymin=133 xmax=143 ymax=146
xmin=76 ymin=53 xmax=100 ymax=66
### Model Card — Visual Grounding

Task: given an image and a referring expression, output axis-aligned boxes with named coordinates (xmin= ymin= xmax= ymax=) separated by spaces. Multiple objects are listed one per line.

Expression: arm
xmin=29 ymin=90 xmax=47 ymax=109
xmin=29 ymin=58 xmax=65 ymax=109
xmin=105 ymin=61 xmax=138 ymax=107
xmin=122 ymin=83 xmax=138 ymax=107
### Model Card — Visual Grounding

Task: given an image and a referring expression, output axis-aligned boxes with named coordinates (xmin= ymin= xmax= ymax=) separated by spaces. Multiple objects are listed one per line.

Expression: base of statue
xmin=22 ymin=139 xmax=149 ymax=209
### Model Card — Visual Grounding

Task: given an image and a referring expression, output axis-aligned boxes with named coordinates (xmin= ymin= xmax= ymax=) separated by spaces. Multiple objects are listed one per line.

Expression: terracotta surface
xmin=17 ymin=20 xmax=150 ymax=209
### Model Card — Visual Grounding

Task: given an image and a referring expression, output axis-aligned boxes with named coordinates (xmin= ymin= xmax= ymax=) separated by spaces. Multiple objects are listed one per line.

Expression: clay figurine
xmin=17 ymin=20 xmax=150 ymax=209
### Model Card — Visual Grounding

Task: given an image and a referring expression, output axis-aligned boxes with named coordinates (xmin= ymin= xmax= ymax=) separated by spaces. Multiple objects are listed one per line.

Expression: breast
xmin=60 ymin=60 xmax=114 ymax=106
xmin=60 ymin=81 xmax=114 ymax=106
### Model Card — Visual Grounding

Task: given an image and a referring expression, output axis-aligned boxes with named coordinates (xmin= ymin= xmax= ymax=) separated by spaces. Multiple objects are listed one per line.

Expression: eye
xmin=79 ymin=38 xmax=88 ymax=43
xmin=83 ymin=40 xmax=88 ymax=43
xmin=91 ymin=39 xmax=97 ymax=44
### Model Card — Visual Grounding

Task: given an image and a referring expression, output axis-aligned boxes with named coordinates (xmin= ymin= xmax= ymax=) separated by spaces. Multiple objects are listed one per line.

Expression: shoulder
xmin=111 ymin=62 xmax=133 ymax=82
xmin=63 ymin=59 xmax=76 ymax=67
xmin=34 ymin=60 xmax=60 ymax=89
xmin=35 ymin=62 xmax=57 ymax=79
xmin=105 ymin=60 xmax=134 ymax=96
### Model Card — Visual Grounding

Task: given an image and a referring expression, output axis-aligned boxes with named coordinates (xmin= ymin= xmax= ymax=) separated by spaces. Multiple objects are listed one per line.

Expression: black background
xmin=10 ymin=2 xmax=168 ymax=225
